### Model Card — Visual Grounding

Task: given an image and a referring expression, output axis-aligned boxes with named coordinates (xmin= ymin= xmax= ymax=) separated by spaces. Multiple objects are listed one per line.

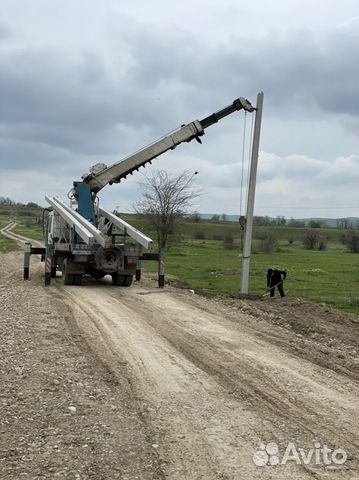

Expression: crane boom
xmin=37 ymin=93 xmax=258 ymax=288
xmin=83 ymin=97 xmax=254 ymax=194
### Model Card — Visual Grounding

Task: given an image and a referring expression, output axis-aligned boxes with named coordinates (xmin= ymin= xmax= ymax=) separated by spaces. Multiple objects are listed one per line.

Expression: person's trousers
xmin=269 ymin=282 xmax=285 ymax=297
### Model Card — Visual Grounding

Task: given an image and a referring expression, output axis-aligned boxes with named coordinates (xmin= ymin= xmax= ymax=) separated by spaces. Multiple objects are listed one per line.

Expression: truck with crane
xmin=23 ymin=97 xmax=255 ymax=286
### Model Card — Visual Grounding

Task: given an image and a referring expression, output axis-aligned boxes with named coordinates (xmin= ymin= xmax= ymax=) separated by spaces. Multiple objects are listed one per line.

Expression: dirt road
xmin=1 ymin=226 xmax=358 ymax=479
xmin=1 ymin=221 xmax=43 ymax=247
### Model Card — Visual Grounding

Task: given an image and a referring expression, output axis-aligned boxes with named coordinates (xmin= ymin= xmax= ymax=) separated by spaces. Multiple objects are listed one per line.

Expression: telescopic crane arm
xmin=83 ymin=97 xmax=255 ymax=194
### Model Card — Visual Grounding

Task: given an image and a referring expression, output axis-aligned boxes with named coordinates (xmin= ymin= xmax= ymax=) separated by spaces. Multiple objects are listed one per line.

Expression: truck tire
xmin=123 ymin=275 xmax=133 ymax=287
xmin=112 ymin=273 xmax=125 ymax=286
xmin=91 ymin=269 xmax=105 ymax=280
xmin=50 ymin=260 xmax=57 ymax=278
xmin=63 ymin=273 xmax=74 ymax=285
xmin=62 ymin=259 xmax=74 ymax=285
xmin=73 ymin=274 xmax=82 ymax=286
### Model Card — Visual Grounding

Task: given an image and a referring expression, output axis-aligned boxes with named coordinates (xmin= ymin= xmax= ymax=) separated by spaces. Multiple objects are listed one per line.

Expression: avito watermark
xmin=253 ymin=441 xmax=347 ymax=467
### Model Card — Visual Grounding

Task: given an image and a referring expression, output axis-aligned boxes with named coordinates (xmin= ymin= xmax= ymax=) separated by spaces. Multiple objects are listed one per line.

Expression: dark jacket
xmin=267 ymin=269 xmax=287 ymax=287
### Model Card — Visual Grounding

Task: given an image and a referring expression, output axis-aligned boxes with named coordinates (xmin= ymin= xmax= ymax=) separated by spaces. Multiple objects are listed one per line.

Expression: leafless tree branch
xmin=134 ymin=169 xmax=202 ymax=249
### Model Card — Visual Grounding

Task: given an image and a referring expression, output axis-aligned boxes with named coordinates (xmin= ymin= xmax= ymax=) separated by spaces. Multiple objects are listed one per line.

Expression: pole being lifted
xmin=240 ymin=92 xmax=264 ymax=294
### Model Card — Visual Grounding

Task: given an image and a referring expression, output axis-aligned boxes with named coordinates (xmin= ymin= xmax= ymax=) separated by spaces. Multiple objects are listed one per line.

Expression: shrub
xmin=309 ymin=220 xmax=322 ymax=228
xmin=256 ymin=231 xmax=279 ymax=253
xmin=194 ymin=231 xmax=206 ymax=240
xmin=318 ymin=239 xmax=327 ymax=251
xmin=190 ymin=212 xmax=202 ymax=223
xmin=302 ymin=229 xmax=319 ymax=250
xmin=339 ymin=234 xmax=346 ymax=245
xmin=213 ymin=233 xmax=225 ymax=241
xmin=223 ymin=234 xmax=236 ymax=250
xmin=344 ymin=230 xmax=359 ymax=253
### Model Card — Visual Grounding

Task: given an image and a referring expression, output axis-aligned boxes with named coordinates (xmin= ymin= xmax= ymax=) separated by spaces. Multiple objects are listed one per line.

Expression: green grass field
xmin=1 ymin=211 xmax=357 ymax=313
xmin=140 ymin=221 xmax=358 ymax=314
xmin=0 ymin=214 xmax=43 ymax=252
xmin=12 ymin=219 xmax=44 ymax=241
xmin=0 ymin=236 xmax=18 ymax=253
xmin=0 ymin=217 xmax=18 ymax=253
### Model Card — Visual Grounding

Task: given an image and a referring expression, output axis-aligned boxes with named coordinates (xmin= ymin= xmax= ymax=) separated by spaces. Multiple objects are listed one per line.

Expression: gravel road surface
xmin=1 ymin=225 xmax=358 ymax=479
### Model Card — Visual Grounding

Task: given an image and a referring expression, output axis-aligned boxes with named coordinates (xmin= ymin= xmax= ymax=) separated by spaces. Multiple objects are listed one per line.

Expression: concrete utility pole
xmin=240 ymin=92 xmax=264 ymax=294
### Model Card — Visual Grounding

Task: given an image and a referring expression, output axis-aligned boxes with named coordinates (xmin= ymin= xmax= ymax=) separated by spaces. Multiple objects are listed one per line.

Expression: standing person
xmin=267 ymin=268 xmax=287 ymax=297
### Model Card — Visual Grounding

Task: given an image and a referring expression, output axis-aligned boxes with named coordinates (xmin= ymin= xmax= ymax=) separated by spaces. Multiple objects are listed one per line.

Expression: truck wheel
xmin=73 ymin=274 xmax=82 ymax=286
xmin=50 ymin=265 xmax=57 ymax=278
xmin=123 ymin=275 xmax=133 ymax=287
xmin=112 ymin=273 xmax=125 ymax=286
xmin=63 ymin=273 xmax=74 ymax=285
xmin=62 ymin=259 xmax=74 ymax=285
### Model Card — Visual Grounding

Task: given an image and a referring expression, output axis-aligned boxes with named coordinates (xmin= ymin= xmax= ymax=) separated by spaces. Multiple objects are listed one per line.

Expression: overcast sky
xmin=0 ymin=0 xmax=358 ymax=218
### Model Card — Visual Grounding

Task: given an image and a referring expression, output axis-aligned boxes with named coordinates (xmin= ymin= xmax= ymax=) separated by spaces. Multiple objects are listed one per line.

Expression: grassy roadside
xmin=0 ymin=215 xmax=43 ymax=252
xmin=0 ymin=218 xmax=18 ymax=253
xmin=11 ymin=218 xmax=43 ymax=242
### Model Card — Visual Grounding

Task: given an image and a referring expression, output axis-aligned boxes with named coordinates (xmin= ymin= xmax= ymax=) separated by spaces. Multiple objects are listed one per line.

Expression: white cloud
xmin=0 ymin=1 xmax=357 ymax=218
xmin=96 ymin=151 xmax=359 ymax=218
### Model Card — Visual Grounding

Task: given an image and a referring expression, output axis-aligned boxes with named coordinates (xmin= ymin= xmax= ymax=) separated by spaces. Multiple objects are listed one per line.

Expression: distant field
xmin=12 ymin=219 xmax=43 ymax=242
xmin=0 ymin=213 xmax=43 ymax=252
xmin=142 ymin=236 xmax=358 ymax=314
xmin=120 ymin=215 xmax=346 ymax=242
xmin=0 ymin=217 xmax=13 ymax=228
xmin=0 ymin=218 xmax=19 ymax=253
xmin=139 ymin=221 xmax=358 ymax=314
xmin=178 ymin=222 xmax=345 ymax=242
xmin=0 ymin=208 xmax=44 ymax=242
xmin=1 ymin=211 xmax=357 ymax=313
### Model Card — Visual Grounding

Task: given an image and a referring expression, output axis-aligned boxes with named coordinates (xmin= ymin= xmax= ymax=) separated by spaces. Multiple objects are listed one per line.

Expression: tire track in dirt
xmin=114 ymin=289 xmax=357 ymax=438
xmin=57 ymin=280 xmax=358 ymax=479
xmin=0 ymin=222 xmax=43 ymax=247
xmin=3 ymin=227 xmax=358 ymax=478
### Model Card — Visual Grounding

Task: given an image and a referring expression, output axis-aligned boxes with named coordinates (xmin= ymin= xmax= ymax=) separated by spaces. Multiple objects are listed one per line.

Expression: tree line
xmin=0 ymin=197 xmax=42 ymax=209
xmin=189 ymin=212 xmax=359 ymax=229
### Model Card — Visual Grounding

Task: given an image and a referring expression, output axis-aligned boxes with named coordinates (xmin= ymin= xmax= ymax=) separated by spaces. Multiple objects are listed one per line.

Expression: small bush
xmin=302 ymin=229 xmax=319 ymax=250
xmin=318 ymin=239 xmax=327 ymax=251
xmin=194 ymin=231 xmax=206 ymax=240
xmin=213 ymin=233 xmax=225 ymax=241
xmin=256 ymin=231 xmax=279 ymax=253
xmin=223 ymin=234 xmax=236 ymax=250
xmin=344 ymin=230 xmax=359 ymax=253
xmin=288 ymin=237 xmax=294 ymax=245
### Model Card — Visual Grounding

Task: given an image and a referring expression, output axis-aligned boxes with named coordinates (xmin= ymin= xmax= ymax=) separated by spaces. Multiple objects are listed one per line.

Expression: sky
xmin=0 ymin=0 xmax=358 ymax=218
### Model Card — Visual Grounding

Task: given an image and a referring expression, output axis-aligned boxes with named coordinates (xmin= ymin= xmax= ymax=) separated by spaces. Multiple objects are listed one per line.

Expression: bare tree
xmin=134 ymin=169 xmax=201 ymax=250
xmin=134 ymin=169 xmax=201 ymax=288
